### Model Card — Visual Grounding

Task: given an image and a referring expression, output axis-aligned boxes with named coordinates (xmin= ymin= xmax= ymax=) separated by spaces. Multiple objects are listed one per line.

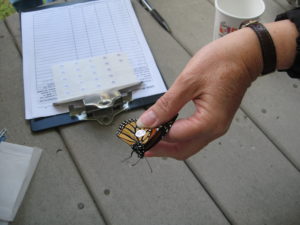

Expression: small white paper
xmin=0 ymin=142 xmax=42 ymax=221
xmin=52 ymin=53 xmax=139 ymax=103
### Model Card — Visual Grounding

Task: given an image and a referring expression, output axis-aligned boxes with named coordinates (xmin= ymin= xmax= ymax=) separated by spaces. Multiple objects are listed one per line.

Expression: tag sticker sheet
xmin=52 ymin=53 xmax=138 ymax=102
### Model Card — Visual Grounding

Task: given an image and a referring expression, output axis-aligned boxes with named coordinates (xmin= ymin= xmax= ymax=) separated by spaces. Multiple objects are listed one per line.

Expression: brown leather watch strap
xmin=247 ymin=23 xmax=277 ymax=75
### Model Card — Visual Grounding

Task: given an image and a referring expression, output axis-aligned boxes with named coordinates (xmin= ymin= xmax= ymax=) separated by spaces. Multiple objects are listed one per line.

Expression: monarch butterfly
xmin=116 ymin=114 xmax=178 ymax=158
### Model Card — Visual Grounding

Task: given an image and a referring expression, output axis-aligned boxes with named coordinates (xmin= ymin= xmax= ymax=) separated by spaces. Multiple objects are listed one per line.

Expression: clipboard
xmin=21 ymin=0 xmax=168 ymax=132
xmin=30 ymin=93 xmax=163 ymax=131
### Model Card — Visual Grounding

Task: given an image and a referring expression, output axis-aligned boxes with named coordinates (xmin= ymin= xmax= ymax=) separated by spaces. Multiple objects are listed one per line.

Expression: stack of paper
xmin=21 ymin=0 xmax=167 ymax=119
xmin=0 ymin=142 xmax=42 ymax=224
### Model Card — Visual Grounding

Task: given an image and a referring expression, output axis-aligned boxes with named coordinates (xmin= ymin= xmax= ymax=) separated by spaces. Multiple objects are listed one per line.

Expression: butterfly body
xmin=116 ymin=115 xmax=177 ymax=158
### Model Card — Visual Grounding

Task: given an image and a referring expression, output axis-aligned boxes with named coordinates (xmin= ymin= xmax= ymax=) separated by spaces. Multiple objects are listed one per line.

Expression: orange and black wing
xmin=116 ymin=119 xmax=139 ymax=147
xmin=116 ymin=114 xmax=178 ymax=152
xmin=142 ymin=114 xmax=178 ymax=150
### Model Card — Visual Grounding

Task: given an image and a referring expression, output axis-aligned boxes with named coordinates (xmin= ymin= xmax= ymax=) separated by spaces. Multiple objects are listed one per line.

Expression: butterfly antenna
xmin=145 ymin=158 xmax=153 ymax=173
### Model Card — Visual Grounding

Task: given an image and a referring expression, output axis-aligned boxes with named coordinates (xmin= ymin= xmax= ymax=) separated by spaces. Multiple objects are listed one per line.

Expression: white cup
xmin=213 ymin=0 xmax=265 ymax=40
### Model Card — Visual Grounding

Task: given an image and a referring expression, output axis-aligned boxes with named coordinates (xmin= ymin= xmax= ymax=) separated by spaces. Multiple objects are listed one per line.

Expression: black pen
xmin=139 ymin=0 xmax=172 ymax=33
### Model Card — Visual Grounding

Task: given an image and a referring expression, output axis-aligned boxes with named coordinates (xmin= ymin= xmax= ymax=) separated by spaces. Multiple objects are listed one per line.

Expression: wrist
xmin=237 ymin=20 xmax=298 ymax=79
xmin=221 ymin=27 xmax=264 ymax=81
xmin=264 ymin=20 xmax=298 ymax=70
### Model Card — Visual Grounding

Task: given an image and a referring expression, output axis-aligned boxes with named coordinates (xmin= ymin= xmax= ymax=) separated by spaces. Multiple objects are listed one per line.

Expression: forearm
xmin=212 ymin=19 xmax=298 ymax=81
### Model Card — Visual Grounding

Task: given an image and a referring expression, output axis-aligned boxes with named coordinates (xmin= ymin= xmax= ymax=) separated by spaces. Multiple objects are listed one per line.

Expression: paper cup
xmin=213 ymin=0 xmax=265 ymax=40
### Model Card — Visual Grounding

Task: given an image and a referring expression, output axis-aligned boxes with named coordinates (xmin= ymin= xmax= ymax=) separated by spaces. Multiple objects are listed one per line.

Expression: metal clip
xmin=69 ymin=90 xmax=132 ymax=125
xmin=239 ymin=20 xmax=259 ymax=29
xmin=0 ymin=128 xmax=7 ymax=143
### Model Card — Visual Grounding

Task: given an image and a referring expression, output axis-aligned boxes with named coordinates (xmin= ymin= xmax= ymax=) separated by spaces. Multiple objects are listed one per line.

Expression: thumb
xmin=137 ymin=82 xmax=192 ymax=128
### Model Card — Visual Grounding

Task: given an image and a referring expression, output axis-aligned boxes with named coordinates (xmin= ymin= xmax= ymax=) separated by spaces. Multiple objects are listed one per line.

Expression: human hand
xmin=136 ymin=27 xmax=265 ymax=160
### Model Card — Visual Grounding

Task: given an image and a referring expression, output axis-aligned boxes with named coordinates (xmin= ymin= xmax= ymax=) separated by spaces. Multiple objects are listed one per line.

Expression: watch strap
xmin=247 ymin=22 xmax=277 ymax=75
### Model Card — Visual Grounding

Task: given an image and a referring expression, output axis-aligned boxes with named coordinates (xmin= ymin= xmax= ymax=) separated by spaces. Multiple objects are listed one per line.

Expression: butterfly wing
xmin=143 ymin=128 xmax=163 ymax=151
xmin=116 ymin=114 xmax=178 ymax=156
xmin=142 ymin=114 xmax=178 ymax=150
xmin=116 ymin=119 xmax=139 ymax=147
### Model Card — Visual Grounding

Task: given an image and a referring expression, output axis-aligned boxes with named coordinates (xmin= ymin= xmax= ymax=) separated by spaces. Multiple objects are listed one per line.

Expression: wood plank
xmin=0 ymin=20 xmax=104 ymax=225
xmin=241 ymin=0 xmax=300 ymax=168
xmin=58 ymin=1 xmax=232 ymax=224
xmin=4 ymin=13 xmax=21 ymax=51
xmin=147 ymin=0 xmax=300 ymax=224
xmin=61 ymin=119 xmax=230 ymax=225
xmin=242 ymin=72 xmax=300 ymax=169
xmin=187 ymin=110 xmax=300 ymax=225
xmin=5 ymin=0 xmax=297 ymax=222
xmin=201 ymin=0 xmax=300 ymax=170
xmin=151 ymin=0 xmax=300 ymax=168
xmin=5 ymin=0 xmax=228 ymax=224
xmin=273 ymin=0 xmax=295 ymax=10
xmin=151 ymin=0 xmax=215 ymax=53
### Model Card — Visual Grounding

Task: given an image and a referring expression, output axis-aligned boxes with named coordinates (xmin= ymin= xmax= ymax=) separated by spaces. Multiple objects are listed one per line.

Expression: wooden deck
xmin=1 ymin=0 xmax=300 ymax=224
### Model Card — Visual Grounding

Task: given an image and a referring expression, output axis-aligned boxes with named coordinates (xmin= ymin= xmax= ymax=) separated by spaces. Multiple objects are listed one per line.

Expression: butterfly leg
xmin=131 ymin=157 xmax=141 ymax=167
xmin=145 ymin=158 xmax=153 ymax=173
xmin=121 ymin=150 xmax=134 ymax=163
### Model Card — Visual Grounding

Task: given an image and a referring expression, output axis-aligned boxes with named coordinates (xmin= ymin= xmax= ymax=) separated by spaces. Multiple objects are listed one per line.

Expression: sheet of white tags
xmin=52 ymin=53 xmax=140 ymax=104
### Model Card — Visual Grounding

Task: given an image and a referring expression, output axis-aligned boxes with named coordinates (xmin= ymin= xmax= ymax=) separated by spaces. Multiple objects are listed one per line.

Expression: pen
xmin=139 ymin=0 xmax=172 ymax=33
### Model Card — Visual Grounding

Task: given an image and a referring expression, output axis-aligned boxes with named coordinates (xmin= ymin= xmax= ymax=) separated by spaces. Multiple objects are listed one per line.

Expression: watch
xmin=246 ymin=22 xmax=277 ymax=75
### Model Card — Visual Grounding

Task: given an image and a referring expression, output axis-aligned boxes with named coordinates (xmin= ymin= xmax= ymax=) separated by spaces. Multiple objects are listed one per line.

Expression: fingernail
xmin=137 ymin=110 xmax=157 ymax=127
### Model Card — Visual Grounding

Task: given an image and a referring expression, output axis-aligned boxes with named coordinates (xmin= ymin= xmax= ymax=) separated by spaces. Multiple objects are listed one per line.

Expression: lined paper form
xmin=52 ymin=53 xmax=140 ymax=103
xmin=21 ymin=0 xmax=166 ymax=119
